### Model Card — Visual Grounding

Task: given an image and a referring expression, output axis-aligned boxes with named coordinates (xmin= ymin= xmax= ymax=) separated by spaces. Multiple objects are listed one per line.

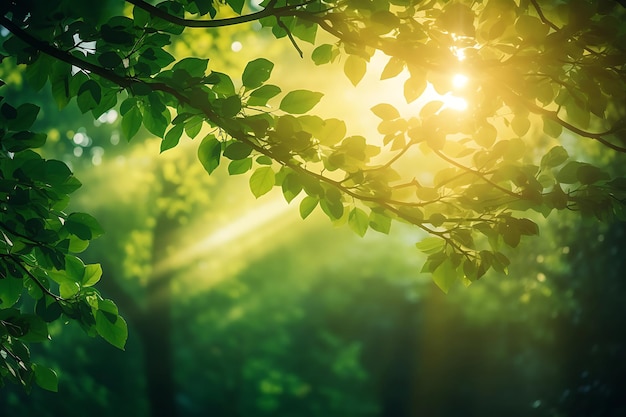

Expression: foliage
xmin=0 ymin=96 xmax=126 ymax=391
xmin=0 ymin=0 xmax=625 ymax=392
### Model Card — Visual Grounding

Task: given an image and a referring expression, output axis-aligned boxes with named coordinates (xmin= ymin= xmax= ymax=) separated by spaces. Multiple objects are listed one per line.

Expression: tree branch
xmin=433 ymin=150 xmax=522 ymax=199
xmin=125 ymin=0 xmax=310 ymax=28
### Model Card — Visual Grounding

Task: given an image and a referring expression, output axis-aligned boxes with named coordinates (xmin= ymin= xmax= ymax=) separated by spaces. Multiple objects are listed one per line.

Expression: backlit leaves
xmin=541 ymin=146 xmax=568 ymax=168
xmin=344 ymin=55 xmax=367 ymax=86
xmin=242 ymin=58 xmax=274 ymax=89
xmin=250 ymin=166 xmax=275 ymax=198
xmin=371 ymin=103 xmax=400 ymax=120
xmin=3 ymin=0 xmax=626 ymax=393
xmin=198 ymin=135 xmax=222 ymax=175
xmin=280 ymin=90 xmax=324 ymax=114
xmin=404 ymin=74 xmax=427 ymax=103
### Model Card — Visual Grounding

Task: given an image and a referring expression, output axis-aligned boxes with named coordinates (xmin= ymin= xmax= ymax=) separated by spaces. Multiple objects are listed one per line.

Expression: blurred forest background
xmin=1 ymin=2 xmax=626 ymax=416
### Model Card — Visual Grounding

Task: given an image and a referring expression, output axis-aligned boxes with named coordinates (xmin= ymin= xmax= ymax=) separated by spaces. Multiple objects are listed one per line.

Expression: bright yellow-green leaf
xmin=249 ymin=166 xmax=275 ymax=198
xmin=348 ymin=207 xmax=369 ymax=237
xmin=344 ymin=55 xmax=367 ymax=87
xmin=371 ymin=103 xmax=400 ymax=120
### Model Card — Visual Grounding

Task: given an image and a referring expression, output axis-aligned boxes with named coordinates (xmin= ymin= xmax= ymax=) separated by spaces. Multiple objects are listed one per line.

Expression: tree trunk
xmin=139 ymin=172 xmax=180 ymax=417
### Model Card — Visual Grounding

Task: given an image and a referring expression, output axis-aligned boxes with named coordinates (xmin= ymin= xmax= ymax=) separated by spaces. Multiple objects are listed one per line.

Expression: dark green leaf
xmin=121 ymin=106 xmax=142 ymax=141
xmin=311 ymin=44 xmax=335 ymax=65
xmin=172 ymin=57 xmax=209 ymax=77
xmin=197 ymin=135 xmax=221 ymax=174
xmin=160 ymin=124 xmax=184 ymax=153
xmin=96 ymin=310 xmax=127 ymax=350
xmin=242 ymin=58 xmax=274 ymax=89
xmin=0 ymin=277 xmax=23 ymax=308
xmin=66 ymin=212 xmax=103 ymax=240
xmin=98 ymin=51 xmax=122 ymax=69
xmin=228 ymin=158 xmax=253 ymax=175
xmin=223 ymin=141 xmax=253 ymax=160
xmin=248 ymin=85 xmax=281 ymax=106
xmin=32 ymin=364 xmax=58 ymax=392
xmin=541 ymin=146 xmax=569 ymax=168
xmin=226 ymin=0 xmax=245 ymax=13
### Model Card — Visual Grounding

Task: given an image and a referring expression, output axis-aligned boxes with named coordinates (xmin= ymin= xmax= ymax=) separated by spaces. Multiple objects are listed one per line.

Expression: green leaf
xmin=248 ymin=85 xmax=281 ymax=106
xmin=249 ymin=166 xmax=275 ymax=198
xmin=3 ymin=131 xmax=46 ymax=152
xmin=280 ymin=90 xmax=323 ymax=114
xmin=98 ymin=51 xmax=122 ymax=69
xmin=197 ymin=135 xmax=221 ymax=174
xmin=65 ymin=255 xmax=86 ymax=284
xmin=16 ymin=315 xmax=49 ymax=342
xmin=228 ymin=158 xmax=253 ymax=175
xmin=182 ymin=116 xmax=203 ymax=139
xmin=318 ymin=118 xmax=346 ymax=146
xmin=223 ymin=141 xmax=253 ymax=160
xmin=281 ymin=173 xmax=302 ymax=203
xmin=122 ymin=106 xmax=142 ymax=141
xmin=566 ymin=102 xmax=590 ymax=130
xmin=218 ymin=95 xmax=242 ymax=118
xmin=415 ymin=237 xmax=445 ymax=254
xmin=8 ymin=103 xmax=40 ymax=131
xmin=516 ymin=218 xmax=539 ymax=236
xmin=226 ymin=0 xmax=244 ymax=13
xmin=77 ymin=80 xmax=102 ymax=113
xmin=209 ymin=72 xmax=236 ymax=96
xmin=348 ymin=208 xmax=369 ymax=237
xmin=142 ymin=97 xmax=169 ymax=137
xmin=65 ymin=213 xmax=103 ymax=240
xmin=35 ymin=297 xmax=63 ymax=322
xmin=311 ymin=44 xmax=335 ymax=65
xmin=96 ymin=310 xmax=127 ymax=350
xmin=32 ymin=364 xmax=58 ymax=392
xmin=320 ymin=190 xmax=344 ymax=221
xmin=344 ymin=55 xmax=367 ymax=87
xmin=299 ymin=196 xmax=318 ymax=219
xmin=82 ymin=264 xmax=102 ymax=287
xmin=160 ymin=124 xmax=184 ymax=153
xmin=172 ymin=57 xmax=209 ymax=77
xmin=242 ymin=58 xmax=274 ymax=89
xmin=0 ymin=277 xmax=23 ymax=308
xmin=556 ymin=161 xmax=584 ymax=184
xmin=515 ymin=15 xmax=548 ymax=40
xmin=371 ymin=103 xmax=400 ymax=120
xmin=432 ymin=259 xmax=458 ymax=294
xmin=292 ymin=17 xmax=317 ymax=44
xmin=369 ymin=211 xmax=391 ymax=234
xmin=577 ymin=165 xmax=609 ymax=185
xmin=541 ymin=146 xmax=569 ymax=168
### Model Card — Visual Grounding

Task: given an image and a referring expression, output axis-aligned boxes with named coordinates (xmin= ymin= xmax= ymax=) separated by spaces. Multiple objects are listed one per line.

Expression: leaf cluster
xmin=0 ymin=96 xmax=126 ymax=391
xmin=0 ymin=0 xmax=626 ymax=391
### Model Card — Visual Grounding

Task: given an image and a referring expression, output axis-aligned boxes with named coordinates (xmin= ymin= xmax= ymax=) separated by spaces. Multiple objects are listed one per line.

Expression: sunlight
xmin=155 ymin=194 xmax=302 ymax=289
xmin=452 ymin=73 xmax=469 ymax=89
xmin=360 ymin=52 xmax=470 ymax=120
xmin=442 ymin=94 xmax=468 ymax=111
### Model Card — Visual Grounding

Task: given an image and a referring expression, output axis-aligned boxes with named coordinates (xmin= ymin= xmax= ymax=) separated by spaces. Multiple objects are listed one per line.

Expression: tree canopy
xmin=1 ymin=0 xmax=625 ymax=393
